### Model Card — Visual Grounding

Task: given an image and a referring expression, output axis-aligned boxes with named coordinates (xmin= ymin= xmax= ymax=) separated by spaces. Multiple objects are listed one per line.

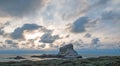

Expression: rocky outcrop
xmin=14 ymin=56 xmax=25 ymax=59
xmin=32 ymin=44 xmax=82 ymax=58
xmin=58 ymin=44 xmax=78 ymax=57
xmin=9 ymin=56 xmax=26 ymax=59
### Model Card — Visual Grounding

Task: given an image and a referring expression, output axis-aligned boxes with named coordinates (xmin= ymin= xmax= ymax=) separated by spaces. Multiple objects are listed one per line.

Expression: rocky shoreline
xmin=31 ymin=54 xmax=65 ymax=58
xmin=8 ymin=56 xmax=26 ymax=59
xmin=31 ymin=44 xmax=82 ymax=59
xmin=0 ymin=56 xmax=120 ymax=66
xmin=31 ymin=54 xmax=82 ymax=58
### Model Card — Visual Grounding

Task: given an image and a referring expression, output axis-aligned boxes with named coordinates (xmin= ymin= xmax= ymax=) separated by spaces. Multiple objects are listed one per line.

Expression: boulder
xmin=58 ymin=44 xmax=78 ymax=58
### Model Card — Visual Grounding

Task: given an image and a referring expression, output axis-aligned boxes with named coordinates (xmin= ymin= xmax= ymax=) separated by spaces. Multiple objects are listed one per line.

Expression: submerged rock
xmin=58 ymin=44 xmax=78 ymax=58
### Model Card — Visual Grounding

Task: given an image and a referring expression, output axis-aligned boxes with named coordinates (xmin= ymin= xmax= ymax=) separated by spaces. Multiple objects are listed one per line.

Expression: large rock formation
xmin=58 ymin=44 xmax=78 ymax=57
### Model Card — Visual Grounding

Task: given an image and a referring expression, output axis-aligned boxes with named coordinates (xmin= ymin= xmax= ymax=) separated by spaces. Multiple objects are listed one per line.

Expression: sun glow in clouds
xmin=23 ymin=30 xmax=44 ymax=40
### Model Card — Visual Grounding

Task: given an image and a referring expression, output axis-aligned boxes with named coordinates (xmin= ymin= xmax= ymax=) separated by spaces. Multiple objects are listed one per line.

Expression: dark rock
xmin=14 ymin=56 xmax=25 ymax=59
xmin=58 ymin=44 xmax=78 ymax=58
xmin=31 ymin=54 xmax=64 ymax=58
xmin=77 ymin=56 xmax=82 ymax=58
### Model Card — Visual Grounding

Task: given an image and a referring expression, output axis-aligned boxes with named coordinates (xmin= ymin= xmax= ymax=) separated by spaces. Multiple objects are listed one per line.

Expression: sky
xmin=0 ymin=0 xmax=120 ymax=54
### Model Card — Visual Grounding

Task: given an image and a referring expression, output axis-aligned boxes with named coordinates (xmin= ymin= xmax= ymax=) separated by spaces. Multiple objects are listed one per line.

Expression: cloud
xmin=102 ymin=10 xmax=120 ymax=21
xmin=70 ymin=17 xmax=89 ymax=33
xmin=4 ymin=22 xmax=10 ymax=26
xmin=84 ymin=33 xmax=91 ymax=38
xmin=90 ymin=0 xmax=109 ymax=6
xmin=60 ymin=0 xmax=88 ymax=20
xmin=0 ymin=21 xmax=12 ymax=36
xmin=0 ymin=0 xmax=49 ymax=17
xmin=39 ymin=31 xmax=60 ymax=43
xmin=65 ymin=35 xmax=70 ymax=38
xmin=0 ymin=23 xmax=5 ymax=35
xmin=41 ymin=0 xmax=89 ymax=22
xmin=10 ymin=24 xmax=42 ymax=39
xmin=0 ymin=0 xmax=120 ymax=51
xmin=0 ymin=29 xmax=4 ymax=35
xmin=97 ymin=0 xmax=109 ymax=5
xmin=91 ymin=38 xmax=100 ymax=44
xmin=5 ymin=40 xmax=16 ymax=44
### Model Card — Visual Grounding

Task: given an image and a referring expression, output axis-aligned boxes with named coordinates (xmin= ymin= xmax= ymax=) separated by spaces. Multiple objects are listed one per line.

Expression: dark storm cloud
xmin=70 ymin=17 xmax=89 ymax=33
xmin=0 ymin=0 xmax=47 ymax=17
xmin=40 ymin=32 xmax=60 ymax=43
xmin=11 ymin=24 xmax=42 ymax=39
xmin=91 ymin=38 xmax=100 ymax=44
xmin=84 ymin=33 xmax=91 ymax=38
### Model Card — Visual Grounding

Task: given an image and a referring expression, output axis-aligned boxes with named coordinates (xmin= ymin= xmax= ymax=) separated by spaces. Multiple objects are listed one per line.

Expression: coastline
xmin=0 ymin=56 xmax=119 ymax=66
xmin=0 ymin=54 xmax=120 ymax=62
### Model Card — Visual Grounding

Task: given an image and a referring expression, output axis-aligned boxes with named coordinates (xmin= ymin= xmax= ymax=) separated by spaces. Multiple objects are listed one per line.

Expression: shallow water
xmin=0 ymin=54 xmax=59 ymax=62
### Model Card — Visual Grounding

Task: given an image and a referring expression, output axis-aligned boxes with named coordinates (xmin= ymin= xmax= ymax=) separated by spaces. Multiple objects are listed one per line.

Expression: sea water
xmin=0 ymin=54 xmax=59 ymax=62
